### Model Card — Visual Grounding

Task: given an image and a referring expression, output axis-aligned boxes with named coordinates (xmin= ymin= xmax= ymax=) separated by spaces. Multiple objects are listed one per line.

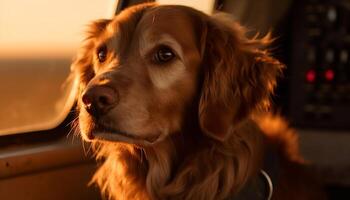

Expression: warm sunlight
xmin=0 ymin=0 xmax=117 ymax=59
xmin=157 ymin=0 xmax=215 ymax=14
xmin=0 ymin=0 xmax=118 ymax=135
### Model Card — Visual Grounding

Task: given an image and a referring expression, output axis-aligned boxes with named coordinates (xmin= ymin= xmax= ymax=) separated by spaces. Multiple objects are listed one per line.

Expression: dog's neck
xmin=92 ymin=119 xmax=264 ymax=200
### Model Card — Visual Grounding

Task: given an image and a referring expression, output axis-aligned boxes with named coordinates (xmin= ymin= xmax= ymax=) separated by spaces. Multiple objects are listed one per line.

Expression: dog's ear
xmin=198 ymin=15 xmax=284 ymax=141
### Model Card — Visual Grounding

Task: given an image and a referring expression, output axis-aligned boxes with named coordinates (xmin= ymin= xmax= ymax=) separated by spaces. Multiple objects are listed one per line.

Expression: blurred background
xmin=0 ymin=0 xmax=349 ymax=199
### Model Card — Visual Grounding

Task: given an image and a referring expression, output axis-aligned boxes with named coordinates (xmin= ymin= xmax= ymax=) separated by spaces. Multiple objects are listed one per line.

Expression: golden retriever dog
xmin=71 ymin=3 xmax=326 ymax=200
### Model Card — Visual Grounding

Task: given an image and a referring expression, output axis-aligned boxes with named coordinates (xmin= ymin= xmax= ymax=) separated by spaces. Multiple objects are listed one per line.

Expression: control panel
xmin=289 ymin=0 xmax=350 ymax=129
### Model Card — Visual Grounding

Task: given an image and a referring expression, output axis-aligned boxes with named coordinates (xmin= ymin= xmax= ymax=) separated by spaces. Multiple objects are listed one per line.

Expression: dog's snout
xmin=82 ymin=86 xmax=118 ymax=117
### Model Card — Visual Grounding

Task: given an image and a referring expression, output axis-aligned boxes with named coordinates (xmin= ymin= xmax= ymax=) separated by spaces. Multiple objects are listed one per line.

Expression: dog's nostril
xmin=81 ymin=86 xmax=118 ymax=116
xmin=82 ymin=94 xmax=93 ymax=106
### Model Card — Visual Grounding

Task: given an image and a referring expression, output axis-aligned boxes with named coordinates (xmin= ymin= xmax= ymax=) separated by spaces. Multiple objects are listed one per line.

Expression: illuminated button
xmin=340 ymin=50 xmax=348 ymax=63
xmin=307 ymin=48 xmax=316 ymax=63
xmin=324 ymin=69 xmax=335 ymax=81
xmin=327 ymin=6 xmax=337 ymax=23
xmin=325 ymin=49 xmax=335 ymax=63
xmin=306 ymin=69 xmax=316 ymax=83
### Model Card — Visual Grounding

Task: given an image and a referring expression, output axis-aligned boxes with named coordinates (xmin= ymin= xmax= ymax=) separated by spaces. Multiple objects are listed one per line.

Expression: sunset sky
xmin=0 ymin=0 xmax=117 ymax=59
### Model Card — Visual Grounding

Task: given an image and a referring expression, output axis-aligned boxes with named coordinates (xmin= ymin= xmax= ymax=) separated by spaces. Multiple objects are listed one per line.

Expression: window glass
xmin=0 ymin=0 xmax=117 ymax=136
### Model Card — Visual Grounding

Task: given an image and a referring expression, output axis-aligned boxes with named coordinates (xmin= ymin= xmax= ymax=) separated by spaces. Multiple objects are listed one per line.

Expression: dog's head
xmin=72 ymin=3 xmax=283 ymax=146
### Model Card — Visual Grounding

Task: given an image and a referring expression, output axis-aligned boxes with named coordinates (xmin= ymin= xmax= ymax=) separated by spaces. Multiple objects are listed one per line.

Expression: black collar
xmin=227 ymin=149 xmax=280 ymax=200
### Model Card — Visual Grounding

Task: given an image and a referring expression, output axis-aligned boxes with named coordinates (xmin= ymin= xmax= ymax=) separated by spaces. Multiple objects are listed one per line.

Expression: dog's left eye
xmin=97 ymin=45 xmax=107 ymax=63
xmin=154 ymin=46 xmax=175 ymax=63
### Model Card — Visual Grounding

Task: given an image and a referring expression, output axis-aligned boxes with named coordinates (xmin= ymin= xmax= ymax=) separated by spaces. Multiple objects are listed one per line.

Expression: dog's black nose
xmin=82 ymin=86 xmax=118 ymax=117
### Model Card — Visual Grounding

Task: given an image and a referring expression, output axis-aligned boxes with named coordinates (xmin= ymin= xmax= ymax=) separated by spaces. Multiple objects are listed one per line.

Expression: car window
xmin=0 ymin=0 xmax=117 ymax=136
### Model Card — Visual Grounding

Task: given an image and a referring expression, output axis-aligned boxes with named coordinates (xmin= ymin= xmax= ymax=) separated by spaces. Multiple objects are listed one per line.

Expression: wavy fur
xmin=71 ymin=3 xmax=325 ymax=200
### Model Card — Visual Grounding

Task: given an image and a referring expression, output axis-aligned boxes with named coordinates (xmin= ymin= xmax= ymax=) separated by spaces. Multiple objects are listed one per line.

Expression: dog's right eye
xmin=153 ymin=46 xmax=175 ymax=64
xmin=97 ymin=45 xmax=107 ymax=63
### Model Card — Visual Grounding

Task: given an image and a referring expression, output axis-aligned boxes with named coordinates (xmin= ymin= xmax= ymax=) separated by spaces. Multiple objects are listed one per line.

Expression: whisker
xmin=85 ymin=141 xmax=93 ymax=156
xmin=82 ymin=139 xmax=89 ymax=156
xmin=67 ymin=116 xmax=80 ymax=144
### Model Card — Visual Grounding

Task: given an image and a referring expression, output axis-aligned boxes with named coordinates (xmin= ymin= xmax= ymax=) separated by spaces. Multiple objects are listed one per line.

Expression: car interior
xmin=0 ymin=0 xmax=349 ymax=199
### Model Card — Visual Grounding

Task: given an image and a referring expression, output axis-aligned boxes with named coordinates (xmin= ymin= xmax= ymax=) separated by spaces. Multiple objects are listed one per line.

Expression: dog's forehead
xmin=136 ymin=6 xmax=197 ymax=42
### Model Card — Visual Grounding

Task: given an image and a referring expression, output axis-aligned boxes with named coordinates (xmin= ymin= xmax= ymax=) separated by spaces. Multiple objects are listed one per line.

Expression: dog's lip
xmin=91 ymin=125 xmax=161 ymax=146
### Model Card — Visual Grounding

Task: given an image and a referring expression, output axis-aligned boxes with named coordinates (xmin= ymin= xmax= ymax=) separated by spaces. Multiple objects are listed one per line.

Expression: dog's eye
xmin=97 ymin=45 xmax=107 ymax=63
xmin=154 ymin=46 xmax=175 ymax=63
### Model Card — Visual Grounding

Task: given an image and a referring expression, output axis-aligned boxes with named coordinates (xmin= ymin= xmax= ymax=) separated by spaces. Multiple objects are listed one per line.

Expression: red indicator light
xmin=324 ymin=69 xmax=335 ymax=81
xmin=306 ymin=69 xmax=316 ymax=83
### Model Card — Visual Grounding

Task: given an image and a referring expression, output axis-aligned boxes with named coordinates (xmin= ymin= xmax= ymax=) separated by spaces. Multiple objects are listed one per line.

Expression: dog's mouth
xmin=89 ymin=124 xmax=162 ymax=146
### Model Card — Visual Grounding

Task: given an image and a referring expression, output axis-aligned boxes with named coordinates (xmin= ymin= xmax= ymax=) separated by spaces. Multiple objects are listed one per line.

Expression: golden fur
xmin=71 ymin=3 xmax=325 ymax=200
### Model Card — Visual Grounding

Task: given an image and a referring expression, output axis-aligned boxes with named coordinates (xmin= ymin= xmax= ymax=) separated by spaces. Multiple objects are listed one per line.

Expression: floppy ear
xmin=199 ymin=15 xmax=284 ymax=141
